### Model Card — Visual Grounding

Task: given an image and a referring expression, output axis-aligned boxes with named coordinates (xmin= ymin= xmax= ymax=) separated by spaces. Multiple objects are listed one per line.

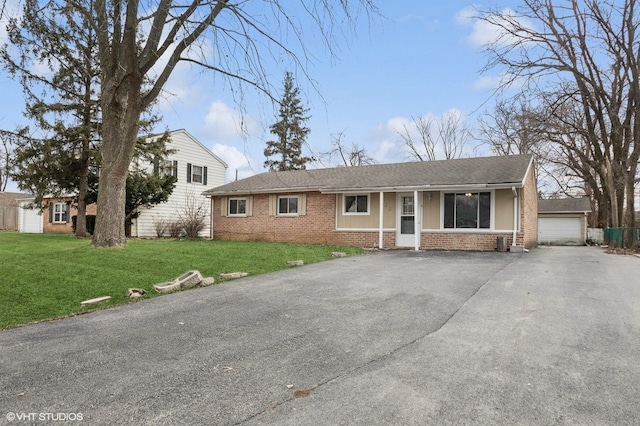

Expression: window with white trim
xmin=443 ymin=192 xmax=491 ymax=229
xmin=53 ymin=203 xmax=68 ymax=223
xmin=278 ymin=196 xmax=299 ymax=215
xmin=228 ymin=198 xmax=247 ymax=216
xmin=161 ymin=160 xmax=178 ymax=179
xmin=344 ymin=194 xmax=369 ymax=214
xmin=191 ymin=165 xmax=203 ymax=183
xmin=187 ymin=163 xmax=207 ymax=185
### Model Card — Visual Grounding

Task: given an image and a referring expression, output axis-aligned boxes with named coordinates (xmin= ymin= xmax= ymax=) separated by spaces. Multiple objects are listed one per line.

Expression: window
xmin=278 ymin=196 xmax=298 ymax=215
xmin=160 ymin=160 xmax=178 ymax=179
xmin=191 ymin=165 xmax=203 ymax=183
xmin=344 ymin=194 xmax=369 ymax=214
xmin=228 ymin=198 xmax=247 ymax=216
xmin=187 ymin=163 xmax=208 ymax=185
xmin=52 ymin=203 xmax=69 ymax=223
xmin=444 ymin=192 xmax=491 ymax=229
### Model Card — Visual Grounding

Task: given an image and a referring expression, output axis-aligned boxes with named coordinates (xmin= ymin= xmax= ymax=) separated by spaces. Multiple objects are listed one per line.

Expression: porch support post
xmin=378 ymin=191 xmax=384 ymax=249
xmin=414 ymin=190 xmax=420 ymax=251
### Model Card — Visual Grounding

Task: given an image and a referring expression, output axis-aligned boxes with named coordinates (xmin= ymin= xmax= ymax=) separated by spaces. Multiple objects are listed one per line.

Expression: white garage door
xmin=19 ymin=206 xmax=43 ymax=233
xmin=538 ymin=217 xmax=582 ymax=245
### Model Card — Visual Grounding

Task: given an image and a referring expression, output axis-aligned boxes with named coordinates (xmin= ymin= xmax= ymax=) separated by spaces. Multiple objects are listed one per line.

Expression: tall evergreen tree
xmin=2 ymin=0 xmax=170 ymax=237
xmin=2 ymin=0 xmax=100 ymax=237
xmin=264 ymin=72 xmax=311 ymax=171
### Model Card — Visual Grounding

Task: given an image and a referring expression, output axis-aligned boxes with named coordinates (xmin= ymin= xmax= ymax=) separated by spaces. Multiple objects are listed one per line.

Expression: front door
xmin=396 ymin=193 xmax=415 ymax=247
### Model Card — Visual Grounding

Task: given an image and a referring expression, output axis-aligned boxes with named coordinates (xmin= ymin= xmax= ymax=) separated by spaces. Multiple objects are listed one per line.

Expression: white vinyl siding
xmin=130 ymin=130 xmax=227 ymax=238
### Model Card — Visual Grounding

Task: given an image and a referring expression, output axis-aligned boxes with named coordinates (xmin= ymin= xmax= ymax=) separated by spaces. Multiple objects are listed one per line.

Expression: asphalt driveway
xmin=1 ymin=247 xmax=639 ymax=425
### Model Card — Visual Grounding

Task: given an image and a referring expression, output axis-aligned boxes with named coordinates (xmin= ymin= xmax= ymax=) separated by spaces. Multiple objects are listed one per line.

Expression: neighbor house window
xmin=52 ymin=203 xmax=68 ymax=223
xmin=344 ymin=194 xmax=369 ymax=214
xmin=191 ymin=165 xmax=203 ymax=183
xmin=228 ymin=198 xmax=247 ymax=216
xmin=187 ymin=163 xmax=207 ymax=185
xmin=160 ymin=160 xmax=178 ymax=179
xmin=444 ymin=192 xmax=491 ymax=229
xmin=278 ymin=196 xmax=299 ymax=215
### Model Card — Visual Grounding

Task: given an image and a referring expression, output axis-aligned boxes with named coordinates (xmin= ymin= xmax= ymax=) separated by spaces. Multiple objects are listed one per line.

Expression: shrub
xmin=153 ymin=218 xmax=168 ymax=238
xmin=179 ymin=195 xmax=208 ymax=239
xmin=71 ymin=215 xmax=96 ymax=235
xmin=167 ymin=220 xmax=183 ymax=238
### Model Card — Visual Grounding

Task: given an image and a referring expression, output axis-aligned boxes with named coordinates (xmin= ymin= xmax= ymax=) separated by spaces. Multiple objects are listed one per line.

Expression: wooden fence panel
xmin=0 ymin=206 xmax=19 ymax=230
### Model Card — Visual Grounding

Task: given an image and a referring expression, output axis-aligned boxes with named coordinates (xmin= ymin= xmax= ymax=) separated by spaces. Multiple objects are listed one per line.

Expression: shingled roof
xmin=538 ymin=197 xmax=591 ymax=213
xmin=203 ymin=154 xmax=534 ymax=196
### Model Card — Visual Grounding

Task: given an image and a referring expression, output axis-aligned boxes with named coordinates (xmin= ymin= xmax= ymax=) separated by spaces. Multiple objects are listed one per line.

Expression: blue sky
xmin=0 ymin=1 xmax=523 ymax=191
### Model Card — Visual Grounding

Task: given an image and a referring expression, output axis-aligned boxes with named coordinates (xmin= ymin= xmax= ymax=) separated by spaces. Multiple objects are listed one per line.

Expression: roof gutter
xmin=205 ymin=182 xmax=525 ymax=197
xmin=320 ymin=182 xmax=524 ymax=194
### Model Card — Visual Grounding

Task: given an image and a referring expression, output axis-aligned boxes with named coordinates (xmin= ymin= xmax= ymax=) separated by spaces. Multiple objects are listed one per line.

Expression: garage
xmin=538 ymin=198 xmax=591 ymax=246
xmin=539 ymin=217 xmax=582 ymax=245
xmin=18 ymin=199 xmax=43 ymax=233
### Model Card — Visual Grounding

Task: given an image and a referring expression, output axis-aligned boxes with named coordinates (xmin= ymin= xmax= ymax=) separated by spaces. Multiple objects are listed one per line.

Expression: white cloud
xmin=472 ymin=72 xmax=524 ymax=91
xmin=368 ymin=109 xmax=476 ymax=162
xmin=458 ymin=7 xmax=537 ymax=48
xmin=203 ymin=101 xmax=259 ymax=141
xmin=373 ymin=140 xmax=397 ymax=163
xmin=211 ymin=143 xmax=257 ymax=182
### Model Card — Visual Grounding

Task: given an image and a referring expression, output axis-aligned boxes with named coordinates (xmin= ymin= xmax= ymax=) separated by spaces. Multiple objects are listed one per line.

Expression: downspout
xmin=414 ymin=190 xmax=420 ymax=251
xmin=379 ymin=191 xmax=384 ymax=249
xmin=512 ymin=186 xmax=518 ymax=247
xmin=210 ymin=197 xmax=214 ymax=239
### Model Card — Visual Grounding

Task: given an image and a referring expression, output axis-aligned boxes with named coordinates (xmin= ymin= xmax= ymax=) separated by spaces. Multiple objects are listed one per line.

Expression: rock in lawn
xmin=175 ymin=270 xmax=204 ymax=288
xmin=81 ymin=296 xmax=112 ymax=306
xmin=127 ymin=288 xmax=146 ymax=298
xmin=219 ymin=272 xmax=248 ymax=279
xmin=154 ymin=281 xmax=181 ymax=293
xmin=331 ymin=252 xmax=347 ymax=258
xmin=197 ymin=277 xmax=215 ymax=287
xmin=286 ymin=260 xmax=304 ymax=267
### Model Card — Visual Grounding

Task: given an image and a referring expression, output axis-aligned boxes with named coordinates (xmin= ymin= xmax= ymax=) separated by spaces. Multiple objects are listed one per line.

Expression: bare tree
xmin=324 ymin=130 xmax=376 ymax=167
xmin=0 ymin=130 xmax=13 ymax=191
xmin=477 ymin=96 xmax=545 ymax=156
xmin=478 ymin=0 xmax=640 ymax=227
xmin=397 ymin=111 xmax=470 ymax=161
xmin=438 ymin=111 xmax=470 ymax=160
xmin=32 ymin=0 xmax=381 ymax=247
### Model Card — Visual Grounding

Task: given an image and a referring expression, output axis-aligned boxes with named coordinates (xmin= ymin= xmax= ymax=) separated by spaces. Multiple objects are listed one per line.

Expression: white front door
xmin=396 ymin=193 xmax=416 ymax=247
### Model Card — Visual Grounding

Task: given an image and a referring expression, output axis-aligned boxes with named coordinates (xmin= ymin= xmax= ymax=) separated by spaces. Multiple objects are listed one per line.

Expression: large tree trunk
xmin=75 ymin=133 xmax=91 ymax=238
xmin=92 ymin=73 xmax=142 ymax=247
xmin=624 ymin=163 xmax=637 ymax=228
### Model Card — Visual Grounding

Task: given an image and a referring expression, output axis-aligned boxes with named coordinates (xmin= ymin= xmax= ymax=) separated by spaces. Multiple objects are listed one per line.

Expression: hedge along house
xmin=203 ymin=155 xmax=538 ymax=251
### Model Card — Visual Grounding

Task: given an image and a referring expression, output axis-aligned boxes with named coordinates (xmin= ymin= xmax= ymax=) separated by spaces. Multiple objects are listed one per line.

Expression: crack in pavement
xmin=236 ymin=255 xmax=519 ymax=425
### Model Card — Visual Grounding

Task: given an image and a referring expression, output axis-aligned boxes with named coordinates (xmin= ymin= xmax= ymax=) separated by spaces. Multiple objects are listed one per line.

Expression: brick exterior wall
xmin=43 ymin=198 xmax=98 ymax=234
xmin=213 ymin=168 xmax=539 ymax=251
xmin=521 ymin=165 xmax=538 ymax=248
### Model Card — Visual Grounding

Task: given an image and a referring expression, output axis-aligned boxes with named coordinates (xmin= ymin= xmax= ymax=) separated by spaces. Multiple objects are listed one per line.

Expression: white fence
xmin=587 ymin=228 xmax=604 ymax=245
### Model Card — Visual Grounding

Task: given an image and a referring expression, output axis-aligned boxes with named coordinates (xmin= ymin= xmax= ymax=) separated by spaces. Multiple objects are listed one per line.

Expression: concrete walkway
xmin=1 ymin=247 xmax=639 ymax=425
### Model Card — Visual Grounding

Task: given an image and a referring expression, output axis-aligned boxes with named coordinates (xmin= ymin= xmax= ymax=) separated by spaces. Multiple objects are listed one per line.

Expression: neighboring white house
xmin=130 ymin=129 xmax=228 ymax=238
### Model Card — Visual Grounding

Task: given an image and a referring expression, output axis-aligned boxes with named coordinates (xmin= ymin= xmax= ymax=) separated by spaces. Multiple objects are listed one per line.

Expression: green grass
xmin=0 ymin=232 xmax=362 ymax=329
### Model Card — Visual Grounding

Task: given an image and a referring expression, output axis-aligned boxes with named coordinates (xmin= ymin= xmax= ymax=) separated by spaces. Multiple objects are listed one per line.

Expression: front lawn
xmin=0 ymin=233 xmax=361 ymax=329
